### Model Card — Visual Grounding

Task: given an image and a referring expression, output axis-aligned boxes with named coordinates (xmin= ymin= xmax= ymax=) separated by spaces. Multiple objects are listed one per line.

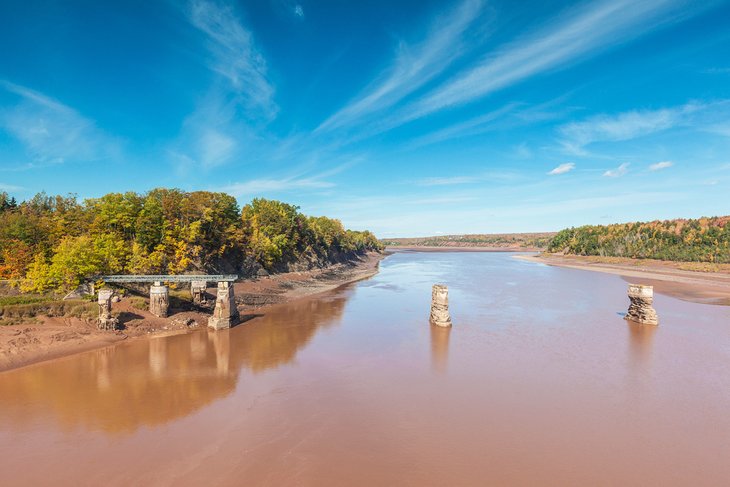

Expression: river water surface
xmin=1 ymin=251 xmax=729 ymax=486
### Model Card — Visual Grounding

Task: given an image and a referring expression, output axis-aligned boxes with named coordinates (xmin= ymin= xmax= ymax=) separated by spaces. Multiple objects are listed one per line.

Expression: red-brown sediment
xmin=0 ymin=252 xmax=384 ymax=372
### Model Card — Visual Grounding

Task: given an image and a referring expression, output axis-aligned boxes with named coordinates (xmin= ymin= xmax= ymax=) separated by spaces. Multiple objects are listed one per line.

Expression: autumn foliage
xmin=0 ymin=190 xmax=382 ymax=292
xmin=547 ymin=216 xmax=730 ymax=263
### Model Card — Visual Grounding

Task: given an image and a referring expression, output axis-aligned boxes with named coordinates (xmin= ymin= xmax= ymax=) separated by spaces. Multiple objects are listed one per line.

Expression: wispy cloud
xmin=396 ymin=0 xmax=696 ymax=125
xmin=316 ymin=0 xmax=484 ymax=133
xmin=649 ymin=161 xmax=673 ymax=171
xmin=0 ymin=182 xmax=24 ymax=192
xmin=703 ymin=67 xmax=730 ymax=74
xmin=416 ymin=171 xmax=517 ymax=186
xmin=294 ymin=5 xmax=304 ymax=18
xmin=603 ymin=162 xmax=629 ymax=177
xmin=215 ymin=158 xmax=360 ymax=198
xmin=172 ymin=0 xmax=277 ymax=171
xmin=186 ymin=0 xmax=276 ymax=119
xmin=0 ymin=80 xmax=121 ymax=167
xmin=559 ymin=102 xmax=704 ymax=154
xmin=219 ymin=177 xmax=334 ymax=198
xmin=548 ymin=162 xmax=575 ymax=175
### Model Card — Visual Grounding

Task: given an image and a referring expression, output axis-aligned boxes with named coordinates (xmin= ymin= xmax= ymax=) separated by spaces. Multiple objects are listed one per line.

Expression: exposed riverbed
xmin=1 ymin=251 xmax=729 ymax=486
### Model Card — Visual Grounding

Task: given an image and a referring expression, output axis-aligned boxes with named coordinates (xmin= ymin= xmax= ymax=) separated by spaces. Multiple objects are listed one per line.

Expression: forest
xmin=0 ymin=189 xmax=382 ymax=293
xmin=547 ymin=216 xmax=730 ymax=263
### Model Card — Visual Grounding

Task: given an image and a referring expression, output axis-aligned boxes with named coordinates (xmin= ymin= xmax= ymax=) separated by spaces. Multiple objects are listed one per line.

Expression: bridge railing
xmin=97 ymin=275 xmax=238 ymax=283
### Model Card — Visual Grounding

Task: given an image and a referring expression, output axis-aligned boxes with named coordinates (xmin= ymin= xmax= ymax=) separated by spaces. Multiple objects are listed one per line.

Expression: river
xmin=1 ymin=251 xmax=729 ymax=486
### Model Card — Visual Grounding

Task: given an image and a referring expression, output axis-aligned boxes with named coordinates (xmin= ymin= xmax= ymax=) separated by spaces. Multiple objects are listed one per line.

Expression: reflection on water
xmin=626 ymin=320 xmax=657 ymax=368
xmin=0 ymin=291 xmax=349 ymax=434
xmin=429 ymin=325 xmax=450 ymax=373
xmin=2 ymin=252 xmax=730 ymax=486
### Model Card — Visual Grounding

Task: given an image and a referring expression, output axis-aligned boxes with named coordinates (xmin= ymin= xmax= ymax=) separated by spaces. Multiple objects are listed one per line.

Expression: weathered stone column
xmin=625 ymin=284 xmax=659 ymax=325
xmin=430 ymin=284 xmax=452 ymax=327
xmin=97 ymin=289 xmax=119 ymax=331
xmin=149 ymin=282 xmax=169 ymax=318
xmin=190 ymin=280 xmax=207 ymax=305
xmin=208 ymin=281 xmax=238 ymax=330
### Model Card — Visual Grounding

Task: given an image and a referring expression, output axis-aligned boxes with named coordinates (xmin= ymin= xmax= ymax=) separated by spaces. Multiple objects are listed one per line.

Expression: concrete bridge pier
xmin=150 ymin=282 xmax=169 ymax=318
xmin=208 ymin=281 xmax=238 ymax=330
xmin=625 ymin=284 xmax=659 ymax=325
xmin=97 ymin=289 xmax=119 ymax=330
xmin=430 ymin=284 xmax=452 ymax=327
xmin=190 ymin=280 xmax=207 ymax=305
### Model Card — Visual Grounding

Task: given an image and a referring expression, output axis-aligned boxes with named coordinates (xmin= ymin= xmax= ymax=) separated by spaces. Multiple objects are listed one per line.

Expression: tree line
xmin=547 ymin=216 xmax=730 ymax=263
xmin=0 ymin=189 xmax=382 ymax=292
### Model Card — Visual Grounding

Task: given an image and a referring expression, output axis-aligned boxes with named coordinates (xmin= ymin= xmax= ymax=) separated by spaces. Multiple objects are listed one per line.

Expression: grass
xmin=129 ymin=297 xmax=148 ymax=310
xmin=0 ymin=298 xmax=97 ymax=325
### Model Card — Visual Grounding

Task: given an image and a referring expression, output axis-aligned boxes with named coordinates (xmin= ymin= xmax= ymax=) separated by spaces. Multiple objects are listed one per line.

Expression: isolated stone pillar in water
xmin=430 ymin=284 xmax=452 ymax=327
xmin=625 ymin=284 xmax=659 ymax=325
xmin=97 ymin=288 xmax=119 ymax=331
xmin=190 ymin=280 xmax=207 ymax=305
xmin=149 ymin=283 xmax=169 ymax=318
xmin=208 ymin=281 xmax=238 ymax=330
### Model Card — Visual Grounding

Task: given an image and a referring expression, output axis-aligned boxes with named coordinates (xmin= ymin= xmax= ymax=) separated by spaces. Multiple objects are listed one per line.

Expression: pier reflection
xmin=626 ymin=320 xmax=657 ymax=368
xmin=0 ymin=291 xmax=349 ymax=434
xmin=430 ymin=325 xmax=451 ymax=373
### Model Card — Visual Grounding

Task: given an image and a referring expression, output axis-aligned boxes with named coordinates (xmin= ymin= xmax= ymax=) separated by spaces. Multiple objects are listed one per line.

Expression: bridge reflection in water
xmin=0 ymin=289 xmax=351 ymax=434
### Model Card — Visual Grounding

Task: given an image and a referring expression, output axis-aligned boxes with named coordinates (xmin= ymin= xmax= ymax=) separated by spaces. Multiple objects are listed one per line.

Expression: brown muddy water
xmin=1 ymin=251 xmax=729 ymax=486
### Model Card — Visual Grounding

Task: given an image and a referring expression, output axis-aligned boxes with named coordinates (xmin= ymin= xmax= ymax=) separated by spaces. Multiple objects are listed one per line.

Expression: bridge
xmin=95 ymin=274 xmax=239 ymax=331
xmin=99 ymin=275 xmax=237 ymax=283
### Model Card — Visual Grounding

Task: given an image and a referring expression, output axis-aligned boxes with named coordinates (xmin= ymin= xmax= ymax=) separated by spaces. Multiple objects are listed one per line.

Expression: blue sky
xmin=1 ymin=0 xmax=729 ymax=237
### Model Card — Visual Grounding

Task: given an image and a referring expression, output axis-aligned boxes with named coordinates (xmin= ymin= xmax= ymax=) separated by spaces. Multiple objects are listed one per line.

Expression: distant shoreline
xmin=516 ymin=254 xmax=730 ymax=306
xmin=386 ymin=246 xmax=541 ymax=252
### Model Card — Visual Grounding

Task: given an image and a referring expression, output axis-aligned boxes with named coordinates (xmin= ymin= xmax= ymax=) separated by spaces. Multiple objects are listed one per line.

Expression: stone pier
xmin=149 ymin=283 xmax=169 ymax=318
xmin=190 ymin=280 xmax=207 ymax=305
xmin=97 ymin=289 xmax=119 ymax=330
xmin=208 ymin=281 xmax=238 ymax=330
xmin=430 ymin=284 xmax=452 ymax=327
xmin=625 ymin=284 xmax=659 ymax=325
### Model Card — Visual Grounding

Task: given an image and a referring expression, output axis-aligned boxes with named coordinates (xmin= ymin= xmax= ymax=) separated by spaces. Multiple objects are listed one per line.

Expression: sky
xmin=1 ymin=0 xmax=729 ymax=237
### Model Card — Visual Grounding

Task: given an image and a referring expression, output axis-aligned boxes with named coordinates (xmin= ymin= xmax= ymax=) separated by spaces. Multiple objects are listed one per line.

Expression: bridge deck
xmin=99 ymin=275 xmax=238 ymax=283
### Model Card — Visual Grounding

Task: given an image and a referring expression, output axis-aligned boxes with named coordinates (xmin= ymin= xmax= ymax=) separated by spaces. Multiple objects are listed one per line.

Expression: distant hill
xmin=381 ymin=233 xmax=556 ymax=250
xmin=548 ymin=216 xmax=730 ymax=263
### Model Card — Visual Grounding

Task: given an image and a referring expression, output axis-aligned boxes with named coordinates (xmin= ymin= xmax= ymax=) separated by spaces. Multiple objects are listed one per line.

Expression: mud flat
xmin=0 ymin=251 xmax=384 ymax=372
xmin=516 ymin=253 xmax=730 ymax=306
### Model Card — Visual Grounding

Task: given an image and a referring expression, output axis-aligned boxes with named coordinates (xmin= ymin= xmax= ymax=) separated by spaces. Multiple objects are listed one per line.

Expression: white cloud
xmin=316 ymin=0 xmax=483 ymax=133
xmin=172 ymin=1 xmax=278 ymax=171
xmin=603 ymin=162 xmax=630 ymax=177
xmin=397 ymin=0 xmax=697 ymax=125
xmin=548 ymin=162 xmax=575 ymax=175
xmin=0 ymin=182 xmax=24 ymax=192
xmin=186 ymin=0 xmax=276 ymax=120
xmin=219 ymin=177 xmax=334 ymax=197
xmin=0 ymin=81 xmax=121 ymax=166
xmin=558 ymin=102 xmax=706 ymax=154
xmin=294 ymin=5 xmax=304 ymax=18
xmin=418 ymin=176 xmax=481 ymax=186
xmin=649 ymin=161 xmax=673 ymax=171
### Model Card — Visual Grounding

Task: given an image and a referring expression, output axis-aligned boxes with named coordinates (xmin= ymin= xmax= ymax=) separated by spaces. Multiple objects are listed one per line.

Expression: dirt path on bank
xmin=516 ymin=254 xmax=730 ymax=306
xmin=0 ymin=252 xmax=385 ymax=373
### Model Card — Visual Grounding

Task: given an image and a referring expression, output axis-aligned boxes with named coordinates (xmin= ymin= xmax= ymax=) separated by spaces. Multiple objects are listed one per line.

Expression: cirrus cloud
xmin=548 ymin=162 xmax=575 ymax=175
xmin=649 ymin=161 xmax=673 ymax=171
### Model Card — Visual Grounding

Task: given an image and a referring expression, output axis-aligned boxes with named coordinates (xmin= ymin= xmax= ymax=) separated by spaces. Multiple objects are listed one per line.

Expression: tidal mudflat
xmin=1 ymin=251 xmax=729 ymax=486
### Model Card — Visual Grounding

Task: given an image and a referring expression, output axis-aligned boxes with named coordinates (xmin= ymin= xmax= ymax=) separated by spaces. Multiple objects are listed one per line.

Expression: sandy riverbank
xmin=517 ymin=253 xmax=730 ymax=306
xmin=0 ymin=251 xmax=385 ymax=373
